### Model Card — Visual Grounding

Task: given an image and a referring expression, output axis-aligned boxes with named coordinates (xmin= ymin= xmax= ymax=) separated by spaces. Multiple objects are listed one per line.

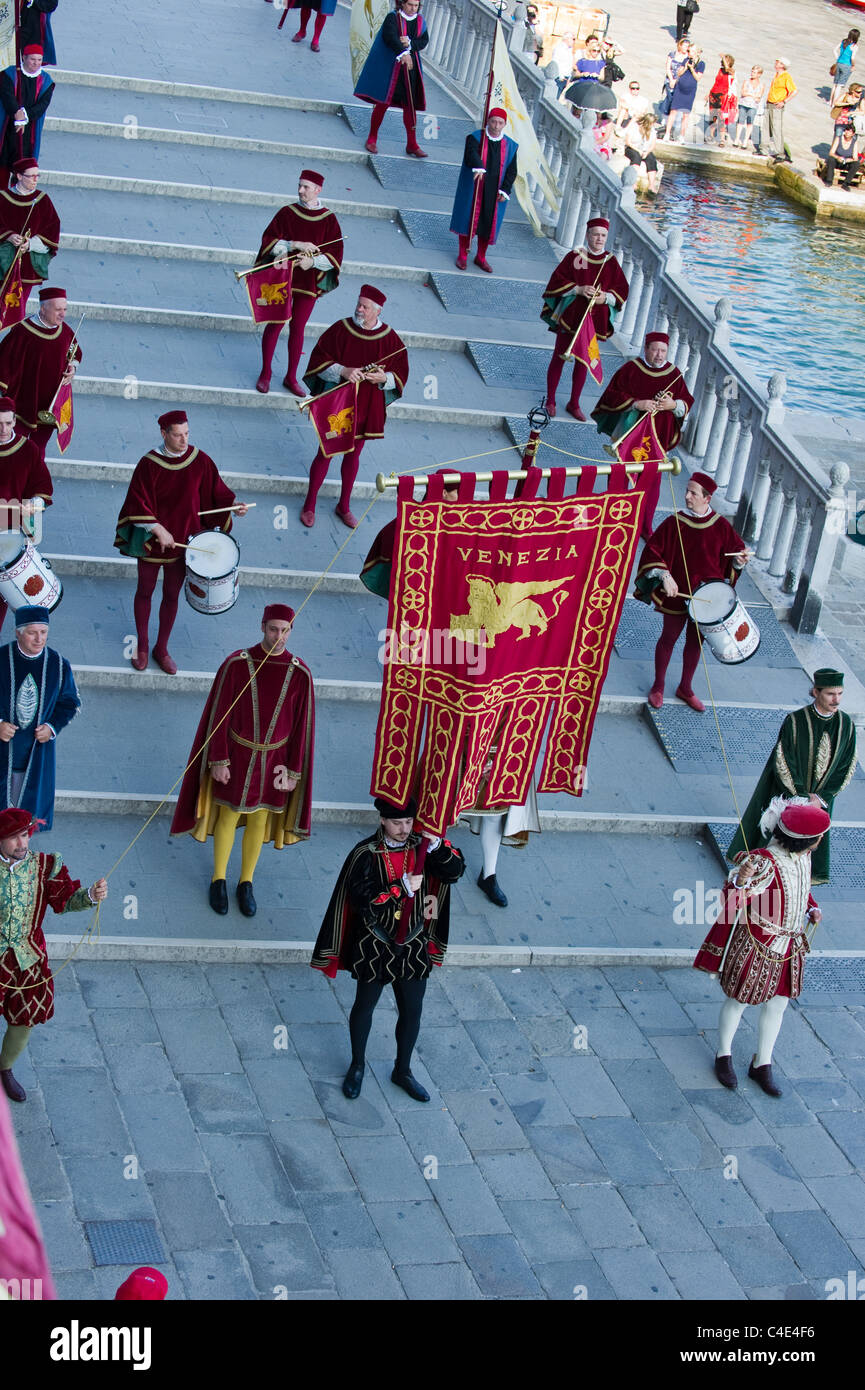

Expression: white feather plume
xmin=759 ymin=794 xmax=809 ymax=839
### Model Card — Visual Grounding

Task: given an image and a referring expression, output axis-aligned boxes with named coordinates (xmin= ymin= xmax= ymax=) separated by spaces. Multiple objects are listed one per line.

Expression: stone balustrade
xmin=419 ymin=0 xmax=847 ymax=633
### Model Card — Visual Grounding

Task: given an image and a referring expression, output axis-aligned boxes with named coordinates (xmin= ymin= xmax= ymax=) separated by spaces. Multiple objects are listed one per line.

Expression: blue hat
xmin=14 ymin=606 xmax=50 ymax=628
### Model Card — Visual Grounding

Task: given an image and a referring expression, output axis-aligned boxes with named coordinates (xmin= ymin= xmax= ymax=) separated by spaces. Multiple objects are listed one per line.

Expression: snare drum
xmin=687 ymin=581 xmax=760 ymax=665
xmin=0 ymin=531 xmax=62 ymax=613
xmin=184 ymin=530 xmax=240 ymax=615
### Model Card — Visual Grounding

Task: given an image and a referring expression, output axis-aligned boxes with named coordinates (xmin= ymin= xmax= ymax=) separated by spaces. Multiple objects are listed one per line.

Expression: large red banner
xmin=371 ymin=463 xmax=659 ymax=835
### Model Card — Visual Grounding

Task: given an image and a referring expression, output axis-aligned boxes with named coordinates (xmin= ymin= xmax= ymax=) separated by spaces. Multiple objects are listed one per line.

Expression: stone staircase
xmin=23 ymin=18 xmax=863 ymax=970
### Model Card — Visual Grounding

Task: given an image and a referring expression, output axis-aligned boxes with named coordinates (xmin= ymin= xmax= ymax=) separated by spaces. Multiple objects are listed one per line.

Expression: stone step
xmin=52 ymin=68 xmax=347 ymax=113
xmin=44 ymin=113 xmax=370 ymax=164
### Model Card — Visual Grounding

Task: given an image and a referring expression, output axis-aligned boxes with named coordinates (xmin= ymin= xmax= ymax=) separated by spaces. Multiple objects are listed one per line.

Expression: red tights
xmin=260 ymin=293 xmax=316 ymax=386
xmin=457 ymin=233 xmax=490 ymax=259
xmin=134 ymin=558 xmax=185 ymax=657
xmin=294 ymin=10 xmax=327 ymax=41
xmin=546 ymin=340 xmax=587 ymax=412
xmin=368 ymin=102 xmax=419 ymax=145
xmin=652 ymin=612 xmax=702 ymax=698
xmin=303 ymin=442 xmax=366 ymax=515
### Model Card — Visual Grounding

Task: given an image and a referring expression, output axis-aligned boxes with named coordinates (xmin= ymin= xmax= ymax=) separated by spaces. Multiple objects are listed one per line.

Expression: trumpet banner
xmin=615 ymin=411 xmax=665 ymax=465
xmin=243 ymin=262 xmax=293 ymax=324
xmin=302 ymin=379 xmax=359 ymax=458
xmin=371 ymin=463 xmax=659 ymax=835
xmin=53 ymin=382 xmax=74 ymax=454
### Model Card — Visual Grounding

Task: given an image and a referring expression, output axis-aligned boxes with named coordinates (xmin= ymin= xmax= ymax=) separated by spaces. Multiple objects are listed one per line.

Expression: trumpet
xmin=38 ymin=313 xmax=85 ymax=428
xmin=233 ymin=250 xmax=314 ymax=281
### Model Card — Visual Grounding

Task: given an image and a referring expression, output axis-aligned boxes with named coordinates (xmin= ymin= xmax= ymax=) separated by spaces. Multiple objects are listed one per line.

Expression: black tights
xmin=349 ymin=976 xmax=427 ymax=1073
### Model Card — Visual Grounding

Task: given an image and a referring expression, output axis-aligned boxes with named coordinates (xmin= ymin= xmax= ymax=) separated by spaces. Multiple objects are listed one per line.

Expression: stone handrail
xmin=419 ymin=0 xmax=848 ymax=633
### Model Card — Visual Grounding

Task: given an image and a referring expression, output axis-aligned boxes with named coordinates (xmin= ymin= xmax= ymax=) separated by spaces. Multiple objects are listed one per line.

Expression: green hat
xmin=813 ymin=668 xmax=844 ymax=688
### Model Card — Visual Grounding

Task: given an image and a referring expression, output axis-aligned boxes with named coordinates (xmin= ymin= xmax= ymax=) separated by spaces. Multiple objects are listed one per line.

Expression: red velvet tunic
xmin=0 ymin=853 xmax=92 ymax=1028
xmin=0 ymin=432 xmax=53 ymax=510
xmin=541 ymin=249 xmax=629 ymax=342
xmin=256 ymin=203 xmax=343 ymax=300
xmin=303 ymin=317 xmax=409 ymax=441
xmin=113 ymin=445 xmax=235 ymax=566
xmin=635 ymin=508 xmax=745 ymax=617
xmin=591 ymin=356 xmax=693 ymax=451
xmin=171 ymin=643 xmax=315 ymax=844
xmin=0 ymin=186 xmax=59 ymax=284
xmin=0 ymin=318 xmax=81 ymax=431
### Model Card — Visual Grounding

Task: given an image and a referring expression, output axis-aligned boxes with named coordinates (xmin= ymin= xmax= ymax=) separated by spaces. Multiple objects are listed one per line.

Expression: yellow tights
xmin=212 ymin=806 xmax=269 ymax=883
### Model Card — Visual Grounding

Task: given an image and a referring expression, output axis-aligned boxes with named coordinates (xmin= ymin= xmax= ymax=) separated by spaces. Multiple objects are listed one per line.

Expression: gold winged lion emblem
xmin=326 ymin=406 xmax=355 ymax=438
xmin=627 ymin=433 xmax=654 ymax=462
xmin=450 ymin=576 xmax=568 ymax=649
xmin=256 ymin=281 xmax=290 ymax=306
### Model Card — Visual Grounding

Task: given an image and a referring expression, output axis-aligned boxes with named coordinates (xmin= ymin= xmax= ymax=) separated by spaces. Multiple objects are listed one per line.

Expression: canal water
xmin=637 ymin=170 xmax=865 ymax=418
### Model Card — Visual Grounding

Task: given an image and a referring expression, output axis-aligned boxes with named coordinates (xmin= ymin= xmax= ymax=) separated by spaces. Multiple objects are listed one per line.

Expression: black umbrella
xmin=564 ymin=78 xmax=618 ymax=112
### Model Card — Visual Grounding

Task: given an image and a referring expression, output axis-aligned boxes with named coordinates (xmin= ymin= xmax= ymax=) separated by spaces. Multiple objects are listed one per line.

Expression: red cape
xmin=0 ymin=432 xmax=53 ymax=506
xmin=542 ymin=250 xmax=629 ymax=341
xmin=0 ymin=319 xmax=81 ymax=431
xmin=0 ymin=186 xmax=59 ymax=284
xmin=592 ymin=357 xmax=694 ymax=451
xmin=171 ymin=643 xmax=315 ymax=845
xmin=636 ymin=508 xmax=746 ymax=616
xmin=114 ymin=445 xmax=235 ymax=564
xmin=304 ymin=318 xmax=408 ymax=440
xmin=257 ymin=203 xmax=343 ymax=299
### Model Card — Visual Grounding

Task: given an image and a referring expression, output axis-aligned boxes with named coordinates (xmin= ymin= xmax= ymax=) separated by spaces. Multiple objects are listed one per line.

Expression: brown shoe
xmin=749 ymin=1058 xmax=782 ymax=1097
xmin=714 ymin=1054 xmax=737 ymax=1090
xmin=1 ymin=1068 xmax=26 ymax=1102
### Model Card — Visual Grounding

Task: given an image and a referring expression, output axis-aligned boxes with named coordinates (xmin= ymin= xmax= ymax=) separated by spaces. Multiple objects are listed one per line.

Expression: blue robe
xmin=449 ymin=131 xmax=519 ymax=245
xmin=0 ymin=641 xmax=80 ymax=832
xmin=354 ymin=11 xmax=427 ymax=109
xmin=0 ymin=66 xmax=55 ymax=163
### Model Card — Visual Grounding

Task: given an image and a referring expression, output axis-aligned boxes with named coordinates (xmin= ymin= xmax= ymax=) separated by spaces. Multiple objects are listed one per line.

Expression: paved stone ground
xmin=17 ymin=959 xmax=865 ymax=1301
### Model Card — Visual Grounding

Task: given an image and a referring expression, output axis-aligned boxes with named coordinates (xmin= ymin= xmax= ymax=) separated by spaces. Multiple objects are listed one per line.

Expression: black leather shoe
xmin=209 ymin=879 xmax=228 ymax=915
xmin=236 ymin=881 xmax=257 ymax=917
xmin=0 ymin=1068 xmax=26 ymax=1102
xmin=714 ymin=1054 xmax=738 ymax=1090
xmin=477 ymin=871 xmax=508 ymax=908
xmin=749 ymin=1059 xmax=782 ymax=1097
xmin=342 ymin=1061 xmax=364 ymax=1099
xmin=391 ymin=1068 xmax=430 ymax=1102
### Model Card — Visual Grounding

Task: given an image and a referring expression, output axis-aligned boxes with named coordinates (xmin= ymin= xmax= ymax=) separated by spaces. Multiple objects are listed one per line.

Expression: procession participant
xmin=0 ymin=396 xmax=53 ymax=636
xmin=300 ymin=284 xmax=408 ymax=529
xmin=694 ymin=800 xmax=829 ymax=1097
xmin=0 ymin=45 xmax=54 ymax=166
xmin=591 ymin=329 xmax=693 ymax=535
xmin=171 ymin=604 xmax=314 ymax=918
xmin=254 ymin=169 xmax=343 ymax=396
xmin=114 ymin=410 xmax=248 ymax=676
xmin=635 ymin=471 xmax=749 ymax=713
xmin=354 ymin=0 xmax=429 ymax=158
xmin=19 ymin=1 xmax=59 ymax=68
xmin=727 ymin=670 xmax=856 ymax=884
xmin=0 ymin=286 xmax=80 ymax=460
xmin=285 ymin=0 xmax=335 ymax=52
xmin=449 ymin=108 xmax=518 ymax=273
xmin=311 ymin=795 xmax=465 ymax=1102
xmin=0 ymin=157 xmax=59 ymax=295
xmin=0 ymin=806 xmax=106 ymax=1104
xmin=541 ymin=216 xmax=629 ymax=420
xmin=0 ymin=608 xmax=80 ymax=833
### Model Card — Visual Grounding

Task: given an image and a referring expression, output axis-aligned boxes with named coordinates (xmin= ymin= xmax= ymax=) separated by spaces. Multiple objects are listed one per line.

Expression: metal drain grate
xmin=85 ymin=1220 xmax=166 ymax=1267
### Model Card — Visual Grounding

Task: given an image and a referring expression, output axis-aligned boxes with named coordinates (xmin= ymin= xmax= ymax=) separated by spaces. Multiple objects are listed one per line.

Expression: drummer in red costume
xmin=114 ymin=410 xmax=249 ymax=676
xmin=0 ymin=158 xmax=59 ymax=301
xmin=254 ymin=169 xmax=344 ymax=397
xmin=0 ymin=395 xmax=53 ymax=635
xmin=171 ymin=604 xmax=315 ymax=919
xmin=635 ymin=470 xmax=750 ymax=713
xmin=0 ymin=286 xmax=80 ymax=461
xmin=541 ymin=216 xmax=629 ymax=421
xmin=300 ymin=284 xmax=409 ymax=530
xmin=592 ymin=330 xmax=693 ymax=537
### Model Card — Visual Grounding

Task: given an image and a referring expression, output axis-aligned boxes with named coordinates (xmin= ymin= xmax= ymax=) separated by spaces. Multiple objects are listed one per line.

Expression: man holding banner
xmin=251 ymin=169 xmax=343 ymax=396
xmin=0 ymin=158 xmax=59 ymax=318
xmin=450 ymin=108 xmax=518 ymax=273
xmin=591 ymin=330 xmax=693 ymax=537
xmin=300 ymin=284 xmax=408 ymax=530
xmin=0 ymin=286 xmax=80 ymax=460
xmin=354 ymin=0 xmax=429 ymax=158
xmin=541 ymin=216 xmax=629 ymax=420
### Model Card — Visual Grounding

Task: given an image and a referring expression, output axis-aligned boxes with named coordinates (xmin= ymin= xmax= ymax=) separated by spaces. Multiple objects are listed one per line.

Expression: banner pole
xmin=376 ymin=458 xmax=681 ymax=491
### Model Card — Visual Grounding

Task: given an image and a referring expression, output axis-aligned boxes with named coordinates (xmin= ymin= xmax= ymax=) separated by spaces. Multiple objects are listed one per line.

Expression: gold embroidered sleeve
xmin=773 ymin=740 xmax=798 ymax=795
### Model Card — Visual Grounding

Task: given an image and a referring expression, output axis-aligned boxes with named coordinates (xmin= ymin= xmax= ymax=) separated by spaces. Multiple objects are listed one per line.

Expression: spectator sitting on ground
xmin=575 ymin=32 xmax=606 ymax=82
xmin=624 ymin=112 xmax=661 ymax=193
xmin=831 ymin=28 xmax=859 ymax=109
xmin=820 ymin=122 xmax=860 ymax=190
xmin=594 ymin=110 xmax=614 ymax=159
xmin=831 ymin=81 xmax=864 ymax=135
xmin=549 ymin=31 xmax=576 ymax=97
xmin=734 ymin=65 xmax=765 ymax=149
xmin=617 ymin=77 xmax=649 ymax=130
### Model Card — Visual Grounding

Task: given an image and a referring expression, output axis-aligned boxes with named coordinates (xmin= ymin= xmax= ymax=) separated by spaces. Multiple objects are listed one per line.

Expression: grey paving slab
xmin=427 ymin=1164 xmax=510 ymax=1237
xmin=675 ymin=1168 xmax=769 ymax=1230
xmin=219 ymin=1004 xmax=294 ymax=1060
xmin=325 ymin=1247 xmax=407 ymax=1300
xmin=580 ymin=1117 xmax=671 ymax=1185
xmin=659 ymin=1250 xmax=747 ymax=1301
xmin=684 ymin=1089 xmax=775 ymax=1149
xmin=650 ymin=1034 xmax=721 ymax=1091
xmin=103 ymin=1043 xmax=179 ymax=1094
xmin=36 ymin=1066 xmax=130 ymax=1155
xmin=456 ymin=1234 xmax=544 ymax=1299
xmin=13 ymin=1132 xmax=72 ymax=1203
xmin=791 ymin=1078 xmax=865 ymax=1113
xmin=244 ymin=1057 xmax=325 ymax=1123
xmin=534 ymin=1258 xmax=618 ymax=1301
xmin=617 ymin=989 xmax=695 ymax=1035
xmin=541 ymin=1055 xmax=630 ymax=1119
xmin=120 ymin=1091 xmax=208 ymax=1173
xmin=804 ymin=1175 xmax=865 ymax=1241
xmin=147 ymin=1172 xmax=234 ymax=1251
xmin=395 ymin=1107 xmax=474 ymax=1167
xmin=463 ymin=1018 xmax=538 ymax=1074
xmin=153 ymin=1007 xmax=243 ymax=1074
xmin=136 ymin=963 xmax=217 ymax=1008
xmin=172 ymin=1248 xmax=258 ymax=1301
xmin=475 ymin=1150 xmax=558 ymax=1201
xmin=711 ymin=1226 xmax=805 ymax=1290
xmin=311 ymin=1077 xmax=401 ymax=1137
xmin=367 ymin=1199 xmax=461 ymax=1267
xmin=179 ymin=1073 xmax=268 ymax=1133
xmin=73 ymin=960 xmax=151 ymax=1008
xmin=297 ymin=1190 xmax=381 ymax=1252
xmin=595 ymin=1246 xmax=680 ymax=1300
xmin=494 ymin=1069 xmax=578 ymax=1128
xmin=36 ymin=1199 xmax=93 ymax=1273
xmin=416 ymin=1025 xmax=493 ymax=1090
xmin=564 ymin=1005 xmax=657 ymax=1061
xmin=437 ymin=969 xmax=511 ymax=1020
xmin=639 ymin=1118 xmax=725 ymax=1173
xmin=199 ymin=1133 xmax=302 ymax=1224
xmin=769 ymin=1210 xmax=863 ymax=1281
xmin=620 ymin=1182 xmax=715 ymax=1253
xmin=270 ymin=1117 xmax=357 ymax=1192
xmin=235 ymin=1223 xmax=332 ymax=1294
xmin=799 ymin=1007 xmax=865 ymax=1057
xmin=813 ymin=1110 xmax=865 ymax=1168
xmin=339 ymin=1135 xmax=433 ymax=1203
xmin=604 ymin=1059 xmax=693 ymax=1123
xmin=63 ymin=1155 xmax=157 ymax=1221
xmin=498 ymin=1199 xmax=590 ymax=1266
xmin=527 ymin=1124 xmax=610 ymax=1185
xmin=441 ymin=1087 xmax=530 ymax=1154
xmin=27 ymin=1023 xmax=105 ymax=1069
xmin=397 ymin=1262 xmax=484 ymax=1300
xmin=734 ymin=1147 xmax=820 ymax=1215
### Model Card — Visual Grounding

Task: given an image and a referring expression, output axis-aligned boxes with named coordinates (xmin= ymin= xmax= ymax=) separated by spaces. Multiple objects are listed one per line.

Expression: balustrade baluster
xmin=741 ymin=455 xmax=771 ymax=545
xmin=714 ymin=400 xmax=741 ymax=492
xmin=725 ymin=416 xmax=753 ymax=506
xmin=784 ymin=499 xmax=813 ymax=594
xmin=757 ymin=468 xmax=784 ymax=561
xmin=769 ymin=485 xmax=798 ymax=578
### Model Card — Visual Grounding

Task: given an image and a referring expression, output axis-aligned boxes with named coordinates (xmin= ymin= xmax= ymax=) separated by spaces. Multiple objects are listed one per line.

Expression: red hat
xmin=114 ymin=1267 xmax=168 ymax=1301
xmin=299 ymin=169 xmax=324 ymax=187
xmin=22 ymin=45 xmax=43 ymax=56
xmin=262 ymin=604 xmax=295 ymax=624
xmin=359 ymin=284 xmax=386 ymax=307
xmin=488 ymin=107 xmax=507 ymax=121
xmin=586 ymin=217 xmax=609 ymax=231
xmin=780 ymin=803 xmax=830 ymax=839
xmin=39 ymin=286 xmax=66 ymax=301
xmin=157 ymin=410 xmax=188 ymax=429
xmin=689 ymin=471 xmax=717 ymax=496
xmin=0 ymin=396 xmax=15 ymax=412
xmin=11 ymin=157 xmax=38 ymax=175
xmin=0 ymin=807 xmax=39 ymax=840
xmin=645 ymin=331 xmax=669 ymax=348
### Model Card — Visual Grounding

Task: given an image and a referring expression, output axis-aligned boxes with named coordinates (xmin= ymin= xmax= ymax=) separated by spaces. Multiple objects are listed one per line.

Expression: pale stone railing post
xmin=791 ymin=462 xmax=851 ymax=632
xmin=757 ymin=467 xmax=785 ymax=561
xmin=769 ymin=484 xmax=798 ymax=579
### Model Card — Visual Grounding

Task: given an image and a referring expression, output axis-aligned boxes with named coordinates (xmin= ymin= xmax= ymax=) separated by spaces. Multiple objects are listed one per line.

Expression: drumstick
xmin=174 ymin=542 xmax=218 ymax=554
xmin=196 ymin=504 xmax=256 ymax=516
